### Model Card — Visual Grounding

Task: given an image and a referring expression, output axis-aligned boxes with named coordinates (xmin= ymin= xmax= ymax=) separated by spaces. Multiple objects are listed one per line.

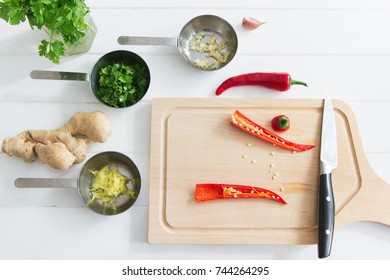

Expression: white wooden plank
xmin=0 ymin=151 xmax=150 ymax=208
xmin=366 ymin=154 xmax=390 ymax=184
xmin=0 ymin=102 xmax=151 ymax=153
xmin=0 ymin=102 xmax=151 ymax=207
xmin=0 ymin=206 xmax=144 ymax=259
xmin=86 ymin=0 xmax=390 ymax=10
xmin=1 ymin=55 xmax=390 ymax=103
xmin=2 ymin=9 xmax=390 ymax=55
xmin=0 ymin=101 xmax=388 ymax=155
xmin=0 ymin=101 xmax=388 ymax=209
xmin=0 ymin=206 xmax=390 ymax=259
xmin=349 ymin=102 xmax=390 ymax=154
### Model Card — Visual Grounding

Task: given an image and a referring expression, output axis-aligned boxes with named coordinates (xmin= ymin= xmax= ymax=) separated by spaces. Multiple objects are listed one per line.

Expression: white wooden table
xmin=1 ymin=0 xmax=390 ymax=260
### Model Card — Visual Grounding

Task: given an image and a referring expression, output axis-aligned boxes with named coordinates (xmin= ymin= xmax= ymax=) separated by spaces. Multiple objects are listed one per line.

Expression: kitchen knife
xmin=318 ymin=96 xmax=338 ymax=258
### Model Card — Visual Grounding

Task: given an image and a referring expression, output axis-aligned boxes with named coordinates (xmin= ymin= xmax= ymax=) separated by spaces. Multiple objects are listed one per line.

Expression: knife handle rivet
xmin=326 ymin=196 xmax=331 ymax=202
xmin=325 ymin=229 xmax=331 ymax=235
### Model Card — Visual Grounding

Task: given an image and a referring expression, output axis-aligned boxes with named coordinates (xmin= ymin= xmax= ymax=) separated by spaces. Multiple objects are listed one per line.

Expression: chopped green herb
xmin=97 ymin=63 xmax=148 ymax=108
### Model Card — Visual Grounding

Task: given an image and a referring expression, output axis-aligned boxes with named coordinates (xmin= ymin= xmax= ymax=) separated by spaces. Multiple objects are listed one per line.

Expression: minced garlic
xmin=190 ymin=33 xmax=230 ymax=69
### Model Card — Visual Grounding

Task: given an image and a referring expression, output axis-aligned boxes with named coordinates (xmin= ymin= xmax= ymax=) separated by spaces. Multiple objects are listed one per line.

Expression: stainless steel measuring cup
xmin=117 ymin=14 xmax=238 ymax=70
xmin=30 ymin=50 xmax=151 ymax=108
xmin=14 ymin=151 xmax=141 ymax=216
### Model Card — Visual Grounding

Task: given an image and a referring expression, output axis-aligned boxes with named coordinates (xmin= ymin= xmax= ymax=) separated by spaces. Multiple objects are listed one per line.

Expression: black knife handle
xmin=318 ymin=173 xmax=335 ymax=258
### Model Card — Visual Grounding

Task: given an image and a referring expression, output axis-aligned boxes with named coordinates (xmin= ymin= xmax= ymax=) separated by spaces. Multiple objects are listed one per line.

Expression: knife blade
xmin=318 ymin=96 xmax=338 ymax=258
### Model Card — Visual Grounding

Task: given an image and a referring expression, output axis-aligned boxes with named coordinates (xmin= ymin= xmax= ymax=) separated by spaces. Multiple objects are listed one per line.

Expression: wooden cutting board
xmin=149 ymin=98 xmax=390 ymax=244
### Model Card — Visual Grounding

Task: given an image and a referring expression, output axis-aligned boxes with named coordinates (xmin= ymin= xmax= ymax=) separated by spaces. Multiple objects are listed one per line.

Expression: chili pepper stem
xmin=290 ymin=79 xmax=308 ymax=87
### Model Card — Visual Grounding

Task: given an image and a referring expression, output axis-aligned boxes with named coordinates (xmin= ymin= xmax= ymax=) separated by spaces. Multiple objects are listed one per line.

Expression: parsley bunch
xmin=97 ymin=63 xmax=149 ymax=108
xmin=0 ymin=0 xmax=90 ymax=64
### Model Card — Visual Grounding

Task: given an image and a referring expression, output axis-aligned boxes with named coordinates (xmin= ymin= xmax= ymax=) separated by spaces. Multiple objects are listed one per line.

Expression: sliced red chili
xmin=195 ymin=183 xmax=287 ymax=204
xmin=231 ymin=110 xmax=315 ymax=152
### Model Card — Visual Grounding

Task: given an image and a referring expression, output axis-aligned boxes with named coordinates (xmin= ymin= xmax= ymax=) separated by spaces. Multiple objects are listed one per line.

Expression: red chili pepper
xmin=231 ymin=110 xmax=315 ymax=152
xmin=272 ymin=115 xmax=290 ymax=132
xmin=215 ymin=72 xmax=307 ymax=96
xmin=195 ymin=183 xmax=287 ymax=204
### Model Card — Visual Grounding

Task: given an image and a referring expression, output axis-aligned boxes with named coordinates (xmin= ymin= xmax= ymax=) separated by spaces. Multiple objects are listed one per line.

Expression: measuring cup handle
xmin=14 ymin=178 xmax=78 ymax=189
xmin=117 ymin=36 xmax=177 ymax=46
xmin=30 ymin=70 xmax=90 ymax=82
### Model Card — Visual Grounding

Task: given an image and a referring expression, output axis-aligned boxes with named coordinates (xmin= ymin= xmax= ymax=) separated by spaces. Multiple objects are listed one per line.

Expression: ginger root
xmin=2 ymin=111 xmax=112 ymax=170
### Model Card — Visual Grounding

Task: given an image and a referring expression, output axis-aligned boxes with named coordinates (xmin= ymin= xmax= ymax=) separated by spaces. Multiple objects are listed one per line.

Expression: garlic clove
xmin=242 ymin=17 xmax=265 ymax=30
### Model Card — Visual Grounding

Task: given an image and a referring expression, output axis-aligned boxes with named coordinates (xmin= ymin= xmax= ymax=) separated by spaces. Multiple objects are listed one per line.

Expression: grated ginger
xmin=89 ymin=165 xmax=136 ymax=213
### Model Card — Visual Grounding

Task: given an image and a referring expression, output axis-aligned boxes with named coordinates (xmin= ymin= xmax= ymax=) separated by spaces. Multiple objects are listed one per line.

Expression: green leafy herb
xmin=98 ymin=63 xmax=149 ymax=108
xmin=0 ymin=0 xmax=90 ymax=63
xmin=38 ymin=39 xmax=65 ymax=64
